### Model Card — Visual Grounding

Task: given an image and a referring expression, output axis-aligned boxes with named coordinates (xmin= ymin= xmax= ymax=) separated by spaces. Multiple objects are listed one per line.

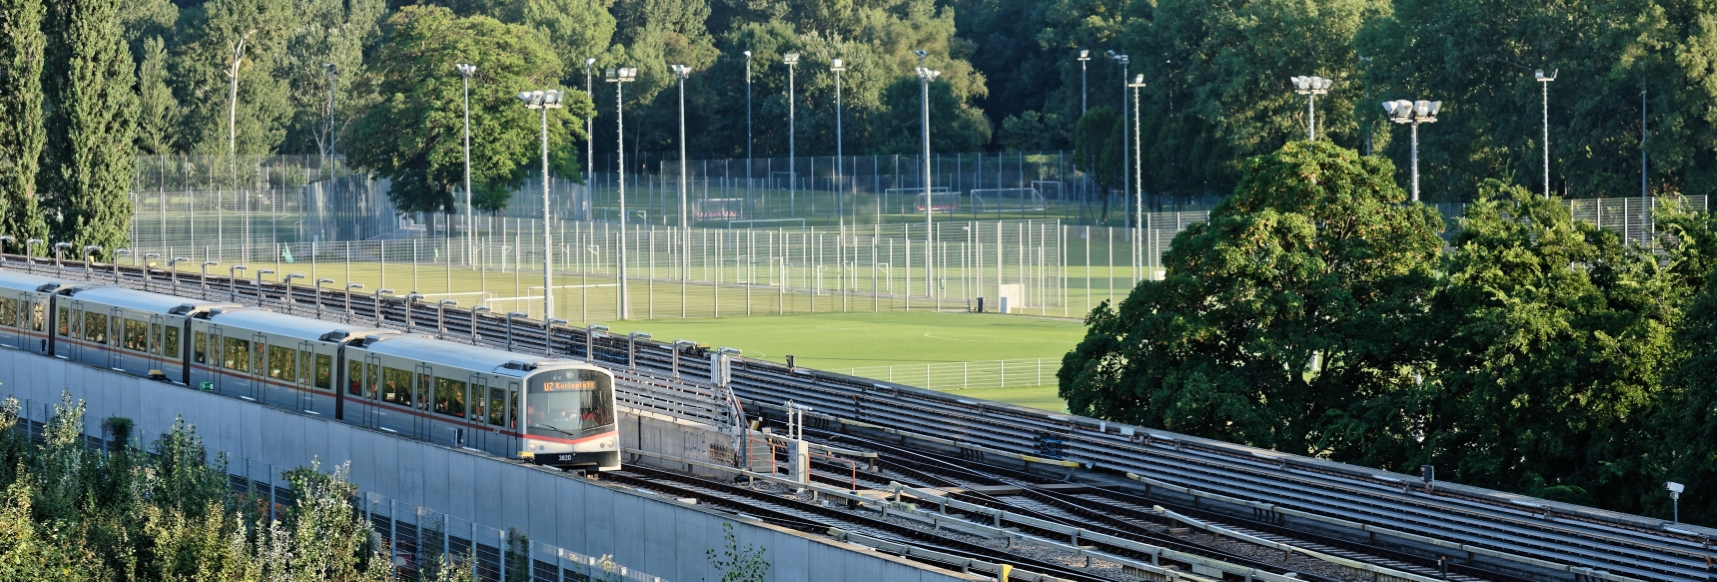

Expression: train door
xmin=107 ymin=307 xmax=123 ymax=371
xmin=334 ymin=349 xmax=348 ymax=421
xmin=466 ymin=374 xmax=488 ymax=451
xmin=506 ymin=380 xmax=522 ymax=456
xmin=149 ymin=314 xmax=166 ymax=377
xmin=209 ymin=324 xmax=226 ymax=393
xmin=21 ymin=297 xmax=41 ymax=354
xmin=5 ymin=294 xmax=19 ymax=350
xmin=414 ymin=363 xmax=434 ymax=441
xmin=61 ymin=300 xmax=81 ymax=362
xmin=363 ymin=353 xmax=383 ymax=428
xmin=249 ymin=332 xmax=268 ymax=402
xmin=296 ymin=341 xmax=315 ymax=412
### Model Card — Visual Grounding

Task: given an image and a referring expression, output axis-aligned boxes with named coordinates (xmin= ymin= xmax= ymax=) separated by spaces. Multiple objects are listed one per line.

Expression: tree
xmin=1058 ymin=141 xmax=1444 ymax=463
xmin=1426 ymin=182 xmax=1681 ymax=508
xmin=169 ymin=0 xmax=294 ymax=156
xmin=279 ymin=0 xmax=384 ymax=159
xmin=1072 ymin=106 xmax=1121 ymax=223
xmin=41 ymin=0 xmax=138 ymax=259
xmin=347 ymin=5 xmax=594 ymax=216
xmin=705 ymin=522 xmax=769 ymax=582
xmin=0 ymin=0 xmax=47 ymax=251
xmin=135 ymin=36 xmax=181 ymax=155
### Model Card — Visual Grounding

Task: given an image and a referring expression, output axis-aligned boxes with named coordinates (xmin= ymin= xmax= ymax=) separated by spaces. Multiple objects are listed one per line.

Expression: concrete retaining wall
xmin=0 ymin=347 xmax=980 ymax=582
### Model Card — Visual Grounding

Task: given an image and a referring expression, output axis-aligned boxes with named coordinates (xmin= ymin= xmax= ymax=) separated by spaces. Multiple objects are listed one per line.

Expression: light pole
xmin=375 ymin=289 xmax=395 ymax=327
xmin=254 ymin=269 xmax=275 ymax=304
xmin=25 ymin=239 xmax=40 ymax=273
xmin=323 ymin=64 xmax=338 ymax=164
xmin=516 ymin=89 xmax=565 ymax=321
xmin=1536 ymin=69 xmax=1557 ymax=198
xmin=585 ymin=58 xmax=596 ymax=222
xmin=200 ymin=261 xmax=217 ymax=299
xmin=439 ymin=300 xmax=459 ymax=339
xmin=470 ymin=306 xmax=489 ymax=345
xmin=915 ymin=51 xmax=940 ymax=299
xmin=1078 ymin=49 xmax=1090 ymax=115
xmin=227 ymin=265 xmax=247 ymax=301
xmin=403 ymin=293 xmax=423 ymax=333
xmin=169 ymin=257 xmax=190 ymax=293
xmin=114 ymin=249 xmax=131 ymax=284
xmin=52 ymin=242 xmax=68 ymax=278
xmin=606 ymin=67 xmax=638 ymax=320
xmin=1291 ymin=75 xmax=1333 ymax=141
xmin=315 ymin=278 xmax=333 ymax=319
xmin=141 ymin=253 xmax=159 ymax=290
xmin=744 ymin=51 xmax=753 ymax=194
xmin=283 ymin=273 xmax=305 ymax=311
xmin=586 ymin=324 xmax=608 ymax=363
xmin=1109 ymin=51 xmax=1131 ymax=277
xmin=82 ymin=245 xmax=102 ymax=279
xmin=1128 ymin=74 xmax=1146 ymax=276
xmin=784 ymin=53 xmax=799 ymax=217
xmin=456 ymin=63 xmax=476 ymax=257
xmin=1667 ymin=482 xmax=1684 ymax=523
xmin=345 ymin=283 xmax=364 ymax=321
xmin=831 ymin=58 xmax=846 ymax=229
xmin=1383 ymin=99 xmax=1441 ymax=202
xmin=673 ymin=64 xmax=693 ymax=286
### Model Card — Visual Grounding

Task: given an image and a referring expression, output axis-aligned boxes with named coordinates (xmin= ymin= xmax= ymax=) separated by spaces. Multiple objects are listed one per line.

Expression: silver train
xmin=0 ymin=271 xmax=620 ymax=470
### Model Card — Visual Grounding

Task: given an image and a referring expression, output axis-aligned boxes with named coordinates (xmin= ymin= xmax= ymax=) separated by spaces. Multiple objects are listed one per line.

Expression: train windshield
xmin=525 ymin=369 xmax=615 ymax=439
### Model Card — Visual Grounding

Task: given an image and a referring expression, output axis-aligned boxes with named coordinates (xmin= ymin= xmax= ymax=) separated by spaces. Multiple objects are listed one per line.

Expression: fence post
xmin=1038 ymin=358 xmax=1042 ymax=386
xmin=1000 ymin=360 xmax=1005 ymax=387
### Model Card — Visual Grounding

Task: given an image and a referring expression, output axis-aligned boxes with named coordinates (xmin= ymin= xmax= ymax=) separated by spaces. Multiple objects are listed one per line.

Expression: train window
xmin=488 ymin=388 xmax=506 ymax=426
xmin=223 ymin=337 xmax=250 ymax=372
xmin=30 ymin=303 xmax=43 ymax=332
xmin=470 ymin=385 xmax=485 ymax=420
xmin=57 ymin=307 xmax=67 ymax=336
xmin=299 ymin=351 xmax=313 ymax=384
xmin=149 ymin=323 xmax=162 ymax=353
xmin=382 ymin=367 xmax=412 ymax=406
xmin=267 ymin=345 xmax=296 ymax=381
xmin=124 ymin=319 xmax=149 ymax=352
xmin=0 ymin=297 xmax=15 ymax=328
xmin=315 ymin=355 xmax=332 ymax=390
xmin=163 ymin=327 xmax=179 ymax=358
xmin=418 ymin=373 xmax=432 ymax=410
xmin=84 ymin=312 xmax=107 ymax=344
xmin=193 ymin=332 xmax=207 ymax=364
xmin=347 ymin=361 xmax=363 ymax=395
xmin=433 ymin=377 xmax=467 ymax=417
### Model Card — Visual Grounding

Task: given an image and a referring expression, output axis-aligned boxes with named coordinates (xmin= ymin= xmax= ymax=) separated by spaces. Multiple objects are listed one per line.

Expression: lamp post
xmin=744 ymin=51 xmax=753 ymax=193
xmin=345 ymin=283 xmax=364 ymax=321
xmin=914 ymin=51 xmax=940 ymax=299
xmin=628 ymin=331 xmax=651 ymax=369
xmin=1078 ymin=49 xmax=1090 ymax=115
xmin=1108 ymin=51 xmax=1130 ymax=231
xmin=586 ymin=324 xmax=608 ymax=363
xmin=784 ymin=53 xmax=799 ymax=217
xmin=605 ymin=68 xmax=638 ymax=320
xmin=227 ymin=265 xmax=247 ymax=300
xmin=113 ymin=249 xmax=131 ymax=283
xmin=24 ymin=239 xmax=41 ymax=273
xmin=1291 ymin=76 xmax=1333 ymax=141
xmin=403 ymin=293 xmax=423 ymax=333
xmin=1383 ymin=99 xmax=1441 ymax=202
xmin=315 ymin=278 xmax=334 ymax=319
xmin=200 ymin=261 xmax=218 ymax=299
xmin=141 ymin=253 xmax=159 ymax=290
xmin=254 ymin=269 xmax=275 ymax=306
xmin=671 ymin=64 xmax=692 ymax=296
xmin=440 ymin=300 xmax=461 ymax=339
xmin=470 ymin=305 xmax=490 ymax=345
xmin=1667 ymin=482 xmax=1684 ymax=523
xmin=52 ymin=242 xmax=68 ymax=278
xmin=456 ymin=63 xmax=476 ymax=257
xmin=283 ymin=273 xmax=305 ymax=311
xmin=375 ymin=289 xmax=395 ymax=327
xmin=546 ymin=318 xmax=567 ymax=356
xmin=831 ymin=58 xmax=846 ymax=229
xmin=1128 ymin=74 xmax=1146 ymax=276
xmin=1536 ymin=69 xmax=1557 ymax=199
xmin=323 ymin=64 xmax=338 ymax=164
xmin=672 ymin=339 xmax=696 ymax=378
xmin=82 ymin=246 xmax=102 ymax=279
xmin=516 ymin=89 xmax=565 ymax=321
xmin=168 ymin=257 xmax=190 ymax=293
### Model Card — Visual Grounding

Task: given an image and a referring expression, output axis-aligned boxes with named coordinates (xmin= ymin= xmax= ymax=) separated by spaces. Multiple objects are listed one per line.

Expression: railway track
xmin=9 ymin=255 xmax=1714 ymax=582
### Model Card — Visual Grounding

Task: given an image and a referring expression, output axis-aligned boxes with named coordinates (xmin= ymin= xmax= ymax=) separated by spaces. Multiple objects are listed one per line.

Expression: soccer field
xmin=603 ymin=311 xmax=1083 ymax=411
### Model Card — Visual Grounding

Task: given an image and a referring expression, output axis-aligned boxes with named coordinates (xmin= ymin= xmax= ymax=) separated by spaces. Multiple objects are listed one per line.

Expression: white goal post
xmin=971 ymin=187 xmax=1047 ymax=212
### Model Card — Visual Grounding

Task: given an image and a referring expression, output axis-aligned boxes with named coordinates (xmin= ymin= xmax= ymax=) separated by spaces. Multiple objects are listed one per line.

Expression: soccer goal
xmin=885 ymin=186 xmax=950 ymax=214
xmin=913 ymin=191 xmax=962 ymax=214
xmin=1030 ymin=180 xmax=1065 ymax=202
xmin=972 ymin=187 xmax=1048 ymax=212
xmin=694 ymin=198 xmax=745 ymax=221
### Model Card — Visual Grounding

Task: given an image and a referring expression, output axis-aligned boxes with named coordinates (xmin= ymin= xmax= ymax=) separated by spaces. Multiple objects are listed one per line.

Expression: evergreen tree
xmin=135 ymin=36 xmax=180 ymax=155
xmin=0 ymin=0 xmax=47 ymax=251
xmin=41 ymin=0 xmax=138 ymax=258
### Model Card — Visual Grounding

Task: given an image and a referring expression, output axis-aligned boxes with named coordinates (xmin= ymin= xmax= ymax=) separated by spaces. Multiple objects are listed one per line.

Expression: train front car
xmin=522 ymin=365 xmax=620 ymax=471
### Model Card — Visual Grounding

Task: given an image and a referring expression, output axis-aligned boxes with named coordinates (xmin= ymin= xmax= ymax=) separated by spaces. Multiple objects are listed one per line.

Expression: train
xmin=0 ymin=270 xmax=621 ymax=471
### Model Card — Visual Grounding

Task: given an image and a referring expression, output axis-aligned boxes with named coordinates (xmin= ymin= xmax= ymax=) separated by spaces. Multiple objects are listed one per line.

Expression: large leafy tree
xmin=347 ymin=5 xmax=594 ymax=216
xmin=41 ymin=0 xmax=138 ymax=258
xmin=0 ymin=0 xmax=47 ymax=251
xmin=1424 ymin=183 xmax=1681 ymax=508
xmin=1058 ymin=140 xmax=1443 ymax=462
xmin=169 ymin=0 xmax=294 ymax=156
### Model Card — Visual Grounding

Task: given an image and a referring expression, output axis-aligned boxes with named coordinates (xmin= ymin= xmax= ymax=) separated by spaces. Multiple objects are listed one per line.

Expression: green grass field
xmin=604 ymin=311 xmax=1084 ymax=411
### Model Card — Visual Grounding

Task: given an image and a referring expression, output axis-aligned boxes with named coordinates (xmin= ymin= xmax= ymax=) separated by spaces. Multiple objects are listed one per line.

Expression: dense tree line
xmin=0 ymin=392 xmax=435 ymax=581
xmin=1059 ymin=140 xmax=1717 ymax=525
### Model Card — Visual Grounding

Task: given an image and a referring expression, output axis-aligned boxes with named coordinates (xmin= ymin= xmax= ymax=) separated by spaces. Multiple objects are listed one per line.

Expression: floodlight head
xmin=783 ymin=52 xmax=799 ymax=64
xmin=914 ymin=50 xmax=928 ymax=61
xmin=830 ymin=58 xmax=844 ymax=72
xmin=743 ymin=50 xmax=751 ymax=58
xmin=1133 ymin=74 xmax=1144 ymax=84
xmin=455 ymin=63 xmax=475 ymax=77
xmin=285 ymin=273 xmax=305 ymax=281
xmin=323 ymin=63 xmax=337 ymax=75
xmin=377 ymin=288 xmax=394 ymax=296
xmin=717 ymin=347 xmax=742 ymax=355
xmin=506 ymin=311 xmax=527 ymax=318
xmin=346 ymin=283 xmax=364 ymax=290
xmin=670 ymin=64 xmax=690 ymax=79
xmin=115 ymin=248 xmax=131 ymax=257
xmin=1317 ymin=77 xmax=1333 ymax=91
xmin=255 ymin=268 xmax=274 ymax=275
xmin=547 ymin=318 xmax=567 ymax=325
xmin=1430 ymin=101 xmax=1442 ymax=116
xmin=202 ymin=260 xmax=218 ymax=267
xmin=1668 ymin=481 xmax=1686 ymax=494
xmin=472 ymin=306 xmax=491 ymax=313
xmin=585 ymin=57 xmax=596 ymax=68
xmin=1292 ymin=76 xmax=1307 ymax=90
xmin=630 ymin=331 xmax=652 ymax=339
xmin=1079 ymin=49 xmax=1090 ymax=59
xmin=915 ymin=67 xmax=940 ymax=81
xmin=440 ymin=299 xmax=458 ymax=306
xmin=317 ymin=278 xmax=334 ymax=284
xmin=1115 ymin=53 xmax=1129 ymax=64
xmin=589 ymin=324 xmax=610 ymax=332
xmin=1106 ymin=50 xmax=1116 ymax=58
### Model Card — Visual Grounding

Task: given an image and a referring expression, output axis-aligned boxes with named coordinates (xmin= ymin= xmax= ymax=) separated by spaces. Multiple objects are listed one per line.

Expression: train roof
xmin=207 ymin=308 xmax=391 ymax=343
xmin=360 ymin=335 xmax=597 ymax=377
xmin=0 ymin=271 xmax=74 ymax=293
xmin=63 ymin=285 xmax=239 ymax=314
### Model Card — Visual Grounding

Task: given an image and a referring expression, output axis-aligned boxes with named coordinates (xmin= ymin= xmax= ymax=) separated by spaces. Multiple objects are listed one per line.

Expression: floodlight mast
xmin=1077 ymin=49 xmax=1091 ymax=114
xmin=1291 ymin=75 xmax=1333 ymax=141
xmin=517 ymin=89 xmax=565 ymax=321
xmin=1383 ymin=99 xmax=1441 ymax=202
xmin=915 ymin=50 xmax=938 ymax=298
xmin=784 ymin=53 xmax=800 ymax=218
xmin=606 ymin=67 xmax=639 ymax=319
xmin=1536 ymin=68 xmax=1557 ymax=199
xmin=831 ymin=58 xmax=846 ymax=230
xmin=456 ymin=63 xmax=476 ymax=261
xmin=1128 ymin=74 xmax=1147 ymax=278
xmin=671 ymin=64 xmax=693 ymax=318
xmin=1666 ymin=481 xmax=1685 ymax=523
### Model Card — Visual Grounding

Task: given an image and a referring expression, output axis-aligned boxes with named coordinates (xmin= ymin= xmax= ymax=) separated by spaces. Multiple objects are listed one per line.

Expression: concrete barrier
xmin=0 ymin=347 xmax=982 ymax=582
